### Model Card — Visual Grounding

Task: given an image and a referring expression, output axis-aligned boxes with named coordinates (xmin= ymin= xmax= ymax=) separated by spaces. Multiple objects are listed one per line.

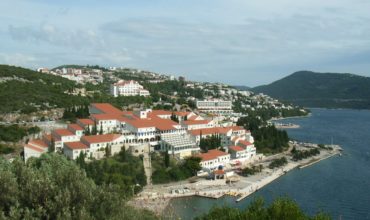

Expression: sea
xmin=166 ymin=108 xmax=370 ymax=219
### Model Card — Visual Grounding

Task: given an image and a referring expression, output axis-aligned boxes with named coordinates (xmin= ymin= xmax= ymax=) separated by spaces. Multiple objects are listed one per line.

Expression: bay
xmin=166 ymin=108 xmax=370 ymax=219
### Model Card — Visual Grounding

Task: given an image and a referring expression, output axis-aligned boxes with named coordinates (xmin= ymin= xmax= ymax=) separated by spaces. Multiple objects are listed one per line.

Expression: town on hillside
xmin=24 ymin=102 xmax=257 ymax=174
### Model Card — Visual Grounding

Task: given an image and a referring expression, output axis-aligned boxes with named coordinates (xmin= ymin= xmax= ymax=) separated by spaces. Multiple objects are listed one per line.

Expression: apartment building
xmin=110 ymin=80 xmax=150 ymax=97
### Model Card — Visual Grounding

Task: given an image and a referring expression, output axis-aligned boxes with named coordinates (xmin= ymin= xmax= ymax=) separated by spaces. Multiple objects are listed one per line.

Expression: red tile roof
xmin=91 ymin=103 xmax=123 ymax=114
xmin=182 ymin=120 xmax=211 ymax=125
xmin=197 ymin=149 xmax=228 ymax=161
xmin=239 ymin=140 xmax=253 ymax=146
xmin=81 ymin=134 xmax=122 ymax=144
xmin=189 ymin=127 xmax=232 ymax=136
xmin=28 ymin=139 xmax=48 ymax=148
xmin=91 ymin=114 xmax=119 ymax=121
xmin=230 ymin=126 xmax=245 ymax=131
xmin=188 ymin=115 xmax=199 ymax=121
xmin=68 ymin=124 xmax=84 ymax=131
xmin=25 ymin=144 xmax=45 ymax=153
xmin=77 ymin=118 xmax=95 ymax=125
xmin=125 ymin=118 xmax=156 ymax=129
xmin=229 ymin=146 xmax=245 ymax=152
xmin=53 ymin=129 xmax=75 ymax=137
xmin=64 ymin=141 xmax=88 ymax=150
xmin=174 ymin=111 xmax=190 ymax=117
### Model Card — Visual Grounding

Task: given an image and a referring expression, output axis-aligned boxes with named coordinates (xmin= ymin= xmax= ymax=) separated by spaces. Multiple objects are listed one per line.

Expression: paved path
xmin=143 ymin=144 xmax=152 ymax=185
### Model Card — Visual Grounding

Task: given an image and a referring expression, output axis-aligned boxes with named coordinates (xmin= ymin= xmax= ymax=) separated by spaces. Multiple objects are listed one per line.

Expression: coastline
xmin=129 ymin=144 xmax=342 ymax=216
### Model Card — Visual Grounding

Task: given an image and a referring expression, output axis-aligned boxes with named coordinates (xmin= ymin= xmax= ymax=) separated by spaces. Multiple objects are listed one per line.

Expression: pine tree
xmin=164 ymin=150 xmax=170 ymax=168
xmin=49 ymin=136 xmax=55 ymax=153
xmin=92 ymin=121 xmax=97 ymax=135
xmin=99 ymin=124 xmax=103 ymax=135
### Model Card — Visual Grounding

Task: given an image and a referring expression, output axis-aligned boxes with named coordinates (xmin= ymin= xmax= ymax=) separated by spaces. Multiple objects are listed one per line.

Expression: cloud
xmin=8 ymin=24 xmax=106 ymax=50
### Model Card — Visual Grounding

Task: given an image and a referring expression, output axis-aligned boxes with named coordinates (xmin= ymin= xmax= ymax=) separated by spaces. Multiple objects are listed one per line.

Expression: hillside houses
xmin=24 ymin=103 xmax=256 ymax=167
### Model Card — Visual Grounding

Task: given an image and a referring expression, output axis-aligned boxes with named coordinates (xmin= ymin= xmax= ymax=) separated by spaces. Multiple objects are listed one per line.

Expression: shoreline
xmin=129 ymin=144 xmax=342 ymax=215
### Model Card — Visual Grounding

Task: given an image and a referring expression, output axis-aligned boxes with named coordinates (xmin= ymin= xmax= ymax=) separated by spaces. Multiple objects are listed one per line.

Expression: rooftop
xmin=65 ymin=141 xmax=88 ymax=150
xmin=82 ymin=134 xmax=122 ymax=144
xmin=68 ymin=123 xmax=84 ymax=131
xmin=229 ymin=146 xmax=245 ymax=152
xmin=53 ymin=129 xmax=75 ymax=137
xmin=197 ymin=149 xmax=229 ymax=161
xmin=91 ymin=103 xmax=123 ymax=115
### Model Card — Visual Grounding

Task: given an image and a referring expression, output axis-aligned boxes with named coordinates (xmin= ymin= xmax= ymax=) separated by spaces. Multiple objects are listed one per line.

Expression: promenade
xmin=128 ymin=144 xmax=342 ymax=215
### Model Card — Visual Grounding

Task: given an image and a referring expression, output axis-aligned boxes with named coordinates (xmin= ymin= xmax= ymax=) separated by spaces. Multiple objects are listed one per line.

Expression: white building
xmin=198 ymin=149 xmax=230 ymax=170
xmin=24 ymin=139 xmax=49 ymax=161
xmin=196 ymin=99 xmax=233 ymax=114
xmin=161 ymin=133 xmax=200 ymax=159
xmin=110 ymin=80 xmax=150 ymax=97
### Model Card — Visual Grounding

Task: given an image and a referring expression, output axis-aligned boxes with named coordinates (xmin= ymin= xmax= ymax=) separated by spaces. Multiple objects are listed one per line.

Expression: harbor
xmin=129 ymin=143 xmax=342 ymax=215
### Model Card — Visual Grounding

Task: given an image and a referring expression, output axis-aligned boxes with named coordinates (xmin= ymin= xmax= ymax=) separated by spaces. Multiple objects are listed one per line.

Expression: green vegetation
xmin=252 ymin=70 xmax=370 ymax=109
xmin=62 ymin=105 xmax=90 ymax=122
xmin=292 ymin=148 xmax=320 ymax=161
xmin=196 ymin=197 xmax=331 ymax=220
xmin=199 ymin=135 xmax=222 ymax=152
xmin=78 ymin=149 xmax=147 ymax=198
xmin=0 ymin=124 xmax=40 ymax=142
xmin=237 ymin=117 xmax=289 ymax=154
xmin=0 ymin=144 xmax=14 ymax=154
xmin=240 ymin=165 xmax=262 ymax=177
xmin=0 ymin=154 xmax=157 ymax=219
xmin=0 ymin=65 xmax=87 ymax=113
xmin=268 ymin=157 xmax=288 ymax=169
xmin=151 ymin=153 xmax=201 ymax=184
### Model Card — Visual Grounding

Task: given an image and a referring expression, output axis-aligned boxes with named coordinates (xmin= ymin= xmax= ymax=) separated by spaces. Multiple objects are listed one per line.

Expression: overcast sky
xmin=1 ymin=0 xmax=370 ymax=86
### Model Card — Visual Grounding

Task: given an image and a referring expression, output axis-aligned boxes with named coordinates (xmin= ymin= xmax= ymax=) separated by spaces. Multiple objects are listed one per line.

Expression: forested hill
xmin=0 ymin=65 xmax=85 ymax=113
xmin=252 ymin=71 xmax=370 ymax=109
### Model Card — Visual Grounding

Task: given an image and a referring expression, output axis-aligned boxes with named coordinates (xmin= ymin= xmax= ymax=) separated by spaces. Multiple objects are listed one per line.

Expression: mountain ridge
xmin=252 ymin=71 xmax=370 ymax=109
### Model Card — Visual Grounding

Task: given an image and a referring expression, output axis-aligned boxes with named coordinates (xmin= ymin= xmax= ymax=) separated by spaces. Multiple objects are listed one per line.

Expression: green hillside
xmin=0 ymin=65 xmax=86 ymax=113
xmin=252 ymin=71 xmax=370 ymax=109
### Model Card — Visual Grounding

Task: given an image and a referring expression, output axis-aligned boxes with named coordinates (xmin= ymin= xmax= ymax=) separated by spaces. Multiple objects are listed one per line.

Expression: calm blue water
xmin=167 ymin=109 xmax=370 ymax=219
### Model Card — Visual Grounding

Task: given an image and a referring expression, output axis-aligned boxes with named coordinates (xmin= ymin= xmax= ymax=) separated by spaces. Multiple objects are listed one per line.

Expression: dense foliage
xmin=0 ymin=124 xmax=40 ymax=142
xmin=240 ymin=165 xmax=262 ymax=177
xmin=199 ymin=135 xmax=222 ymax=152
xmin=62 ymin=105 xmax=90 ymax=122
xmin=151 ymin=153 xmax=201 ymax=184
xmin=196 ymin=197 xmax=331 ymax=220
xmin=253 ymin=70 xmax=370 ymax=109
xmin=0 ymin=65 xmax=86 ymax=113
xmin=78 ymin=149 xmax=147 ymax=198
xmin=0 ymin=154 xmax=157 ymax=219
xmin=268 ymin=157 xmax=288 ymax=169
xmin=0 ymin=144 xmax=14 ymax=154
xmin=292 ymin=148 xmax=320 ymax=161
xmin=238 ymin=117 xmax=289 ymax=154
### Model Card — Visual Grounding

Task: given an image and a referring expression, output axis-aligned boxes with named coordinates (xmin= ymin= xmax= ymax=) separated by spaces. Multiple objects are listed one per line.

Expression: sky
xmin=1 ymin=0 xmax=370 ymax=86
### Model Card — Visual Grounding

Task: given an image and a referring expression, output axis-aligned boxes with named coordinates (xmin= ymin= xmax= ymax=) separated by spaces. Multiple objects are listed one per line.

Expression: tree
xmin=170 ymin=113 xmax=179 ymax=123
xmin=99 ymin=124 xmax=103 ymax=135
xmin=0 ymin=154 xmax=157 ymax=219
xmin=105 ymin=144 xmax=111 ymax=157
xmin=76 ymin=151 xmax=86 ymax=168
xmin=48 ymin=136 xmax=55 ymax=153
xmin=164 ymin=151 xmax=170 ymax=168
xmin=84 ymin=126 xmax=91 ymax=136
xmin=92 ymin=121 xmax=98 ymax=135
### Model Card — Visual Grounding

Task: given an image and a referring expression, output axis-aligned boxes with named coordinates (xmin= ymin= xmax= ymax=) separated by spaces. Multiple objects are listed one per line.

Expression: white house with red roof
xmin=81 ymin=134 xmax=125 ymax=158
xmin=110 ymin=80 xmax=150 ymax=97
xmin=181 ymin=119 xmax=215 ymax=130
xmin=64 ymin=141 xmax=89 ymax=160
xmin=67 ymin=124 xmax=84 ymax=137
xmin=197 ymin=149 xmax=230 ymax=169
xmin=51 ymin=129 xmax=79 ymax=152
xmin=24 ymin=139 xmax=49 ymax=161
